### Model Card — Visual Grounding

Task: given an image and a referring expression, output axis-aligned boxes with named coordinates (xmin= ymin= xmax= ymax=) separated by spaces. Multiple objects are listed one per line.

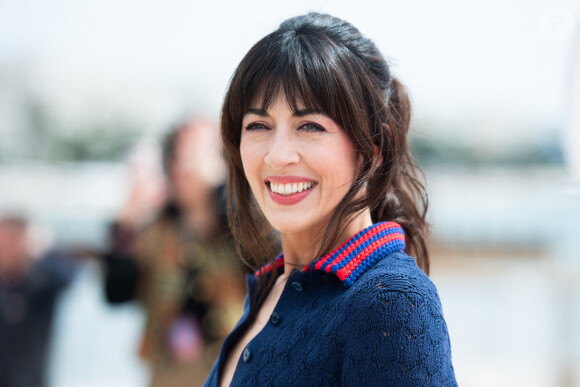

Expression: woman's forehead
xmin=248 ymin=91 xmax=299 ymax=110
xmin=247 ymin=89 xmax=322 ymax=115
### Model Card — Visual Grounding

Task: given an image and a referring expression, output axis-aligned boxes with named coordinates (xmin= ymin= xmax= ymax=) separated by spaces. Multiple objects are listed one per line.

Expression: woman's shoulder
xmin=344 ymin=250 xmax=445 ymax=318
xmin=340 ymin=251 xmax=457 ymax=385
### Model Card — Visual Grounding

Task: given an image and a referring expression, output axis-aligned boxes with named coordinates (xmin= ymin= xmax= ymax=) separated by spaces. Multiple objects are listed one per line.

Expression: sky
xmin=0 ymin=0 xmax=579 ymax=146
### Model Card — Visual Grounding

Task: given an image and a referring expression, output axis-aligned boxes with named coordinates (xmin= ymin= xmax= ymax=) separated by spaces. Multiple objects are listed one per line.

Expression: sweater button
xmin=291 ymin=282 xmax=303 ymax=292
xmin=270 ymin=312 xmax=281 ymax=326
xmin=242 ymin=347 xmax=251 ymax=363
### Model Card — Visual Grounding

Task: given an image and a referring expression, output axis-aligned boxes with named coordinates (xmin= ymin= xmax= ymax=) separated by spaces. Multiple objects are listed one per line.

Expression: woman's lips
xmin=265 ymin=176 xmax=317 ymax=205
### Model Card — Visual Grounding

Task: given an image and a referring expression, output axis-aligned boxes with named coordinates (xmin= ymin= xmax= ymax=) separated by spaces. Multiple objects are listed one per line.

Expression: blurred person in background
xmin=0 ymin=213 xmax=77 ymax=387
xmin=103 ymin=117 xmax=246 ymax=387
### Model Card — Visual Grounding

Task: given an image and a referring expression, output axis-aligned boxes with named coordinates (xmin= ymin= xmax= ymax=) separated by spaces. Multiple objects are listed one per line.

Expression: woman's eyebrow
xmin=293 ymin=109 xmax=325 ymax=117
xmin=245 ymin=108 xmax=269 ymax=117
xmin=244 ymin=108 xmax=325 ymax=118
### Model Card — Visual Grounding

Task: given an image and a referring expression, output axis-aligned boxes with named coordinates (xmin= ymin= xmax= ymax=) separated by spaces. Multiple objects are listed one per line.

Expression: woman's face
xmin=240 ymin=93 xmax=358 ymax=237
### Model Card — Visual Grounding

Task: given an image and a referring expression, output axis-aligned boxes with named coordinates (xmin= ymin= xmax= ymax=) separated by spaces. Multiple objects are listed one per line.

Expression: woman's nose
xmin=264 ymin=128 xmax=300 ymax=169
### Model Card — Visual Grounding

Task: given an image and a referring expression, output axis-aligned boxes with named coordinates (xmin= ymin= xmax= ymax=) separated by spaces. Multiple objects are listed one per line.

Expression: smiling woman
xmin=240 ymin=96 xmax=359 ymax=237
xmin=204 ymin=12 xmax=457 ymax=387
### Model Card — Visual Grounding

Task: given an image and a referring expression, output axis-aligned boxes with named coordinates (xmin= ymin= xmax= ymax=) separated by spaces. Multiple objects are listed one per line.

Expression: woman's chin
xmin=266 ymin=214 xmax=327 ymax=239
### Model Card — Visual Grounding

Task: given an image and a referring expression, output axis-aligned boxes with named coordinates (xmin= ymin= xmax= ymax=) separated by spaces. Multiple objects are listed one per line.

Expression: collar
xmin=255 ymin=221 xmax=406 ymax=288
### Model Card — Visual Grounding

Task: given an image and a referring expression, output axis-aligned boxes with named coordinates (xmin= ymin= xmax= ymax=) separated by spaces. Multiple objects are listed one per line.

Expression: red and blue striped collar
xmin=255 ymin=221 xmax=406 ymax=288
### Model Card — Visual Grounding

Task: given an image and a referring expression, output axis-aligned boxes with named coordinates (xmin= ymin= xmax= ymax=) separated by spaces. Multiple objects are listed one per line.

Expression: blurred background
xmin=0 ymin=0 xmax=579 ymax=386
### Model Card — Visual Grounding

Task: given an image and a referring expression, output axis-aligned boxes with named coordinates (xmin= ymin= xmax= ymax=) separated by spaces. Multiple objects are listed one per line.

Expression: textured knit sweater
xmin=204 ymin=222 xmax=457 ymax=386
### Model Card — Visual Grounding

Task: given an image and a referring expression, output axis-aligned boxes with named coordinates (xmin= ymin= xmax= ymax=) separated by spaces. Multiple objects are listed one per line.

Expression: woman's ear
xmin=371 ymin=145 xmax=382 ymax=173
xmin=356 ymin=145 xmax=382 ymax=177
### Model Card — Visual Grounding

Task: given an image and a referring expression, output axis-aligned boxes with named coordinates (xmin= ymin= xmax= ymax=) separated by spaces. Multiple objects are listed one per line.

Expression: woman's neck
xmin=280 ymin=209 xmax=373 ymax=276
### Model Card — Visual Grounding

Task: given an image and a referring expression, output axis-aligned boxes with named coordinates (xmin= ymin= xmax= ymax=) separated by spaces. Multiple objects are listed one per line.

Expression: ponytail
xmin=370 ymin=77 xmax=430 ymax=273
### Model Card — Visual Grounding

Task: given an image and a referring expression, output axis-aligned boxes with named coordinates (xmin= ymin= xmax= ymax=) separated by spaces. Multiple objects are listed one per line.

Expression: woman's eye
xmin=245 ymin=122 xmax=270 ymax=131
xmin=300 ymin=122 xmax=326 ymax=132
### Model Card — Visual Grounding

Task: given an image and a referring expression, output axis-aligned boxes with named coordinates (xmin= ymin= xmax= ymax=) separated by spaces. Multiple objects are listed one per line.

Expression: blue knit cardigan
xmin=204 ymin=222 xmax=457 ymax=386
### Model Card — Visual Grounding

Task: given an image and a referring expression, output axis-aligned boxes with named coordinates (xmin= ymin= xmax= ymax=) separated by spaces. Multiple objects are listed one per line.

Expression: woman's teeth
xmin=270 ymin=181 xmax=314 ymax=195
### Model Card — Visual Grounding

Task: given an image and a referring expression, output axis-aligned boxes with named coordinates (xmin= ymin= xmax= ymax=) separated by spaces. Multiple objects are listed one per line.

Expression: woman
xmin=205 ymin=12 xmax=457 ymax=386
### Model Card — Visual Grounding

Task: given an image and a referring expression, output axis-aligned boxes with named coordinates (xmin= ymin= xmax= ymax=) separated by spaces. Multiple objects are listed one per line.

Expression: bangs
xmin=236 ymin=31 xmax=357 ymax=124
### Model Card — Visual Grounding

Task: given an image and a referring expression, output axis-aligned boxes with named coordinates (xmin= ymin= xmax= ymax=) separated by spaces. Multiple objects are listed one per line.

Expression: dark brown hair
xmin=221 ymin=13 xmax=429 ymax=290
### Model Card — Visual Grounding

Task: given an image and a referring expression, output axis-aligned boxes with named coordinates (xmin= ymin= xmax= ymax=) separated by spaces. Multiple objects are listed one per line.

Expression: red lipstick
xmin=265 ymin=176 xmax=317 ymax=205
